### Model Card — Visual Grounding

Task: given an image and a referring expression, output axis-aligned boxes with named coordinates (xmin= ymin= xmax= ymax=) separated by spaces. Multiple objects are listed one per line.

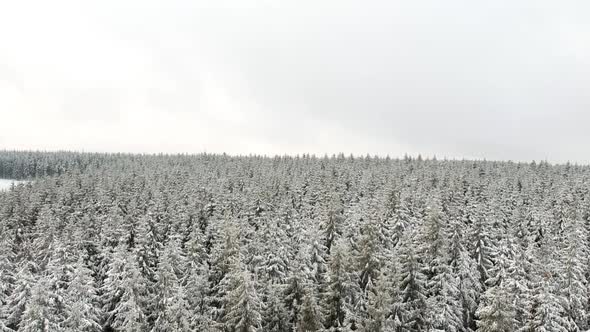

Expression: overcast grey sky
xmin=0 ymin=0 xmax=588 ymax=163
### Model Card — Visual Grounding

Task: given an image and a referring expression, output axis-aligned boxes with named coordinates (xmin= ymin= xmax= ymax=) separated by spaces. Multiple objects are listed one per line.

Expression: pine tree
xmin=135 ymin=213 xmax=161 ymax=282
xmin=184 ymin=219 xmax=210 ymax=329
xmin=29 ymin=205 xmax=62 ymax=270
xmin=5 ymin=262 xmax=37 ymax=330
xmin=426 ymin=263 xmax=462 ymax=332
xmin=185 ymin=220 xmax=208 ymax=268
xmin=356 ymin=216 xmax=383 ymax=292
xmin=379 ymin=187 xmax=401 ymax=252
xmin=284 ymin=245 xmax=311 ymax=326
xmin=420 ymin=203 xmax=446 ymax=265
xmin=359 ymin=270 xmax=397 ymax=332
xmin=223 ymin=258 xmax=263 ymax=332
xmin=153 ymin=286 xmax=192 ymax=332
xmin=448 ymin=223 xmax=481 ymax=330
xmin=151 ymin=238 xmax=192 ymax=332
xmin=307 ymin=226 xmax=328 ymax=286
xmin=184 ymin=262 xmax=209 ymax=330
xmin=263 ymin=284 xmax=290 ymax=332
xmin=559 ymin=214 xmax=588 ymax=330
xmin=296 ymin=285 xmax=324 ymax=332
xmin=43 ymin=241 xmax=77 ymax=326
xmin=320 ymin=193 xmax=345 ymax=254
xmin=390 ymin=194 xmax=416 ymax=248
xmin=0 ymin=231 xmax=16 ymax=332
xmin=262 ymin=221 xmax=289 ymax=285
xmin=101 ymin=245 xmax=148 ymax=332
xmin=62 ymin=256 xmax=102 ymax=332
xmin=18 ymin=277 xmax=60 ymax=332
xmin=476 ymin=238 xmax=518 ymax=332
xmin=415 ymin=203 xmax=463 ymax=331
xmin=520 ymin=273 xmax=569 ymax=332
xmin=469 ymin=207 xmax=495 ymax=290
xmin=208 ymin=221 xmax=241 ymax=324
xmin=476 ymin=284 xmax=517 ymax=332
xmin=396 ymin=233 xmax=428 ymax=332
xmin=323 ymin=239 xmax=358 ymax=330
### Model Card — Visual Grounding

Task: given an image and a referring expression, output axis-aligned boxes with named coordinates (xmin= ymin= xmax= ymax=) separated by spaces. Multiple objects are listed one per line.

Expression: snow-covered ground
xmin=0 ymin=179 xmax=27 ymax=191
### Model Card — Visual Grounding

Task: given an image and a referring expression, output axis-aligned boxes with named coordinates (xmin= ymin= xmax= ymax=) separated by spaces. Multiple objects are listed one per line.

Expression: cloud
xmin=0 ymin=0 xmax=588 ymax=163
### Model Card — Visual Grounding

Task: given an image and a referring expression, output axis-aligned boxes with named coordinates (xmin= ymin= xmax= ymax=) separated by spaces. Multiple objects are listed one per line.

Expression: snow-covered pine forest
xmin=0 ymin=151 xmax=589 ymax=332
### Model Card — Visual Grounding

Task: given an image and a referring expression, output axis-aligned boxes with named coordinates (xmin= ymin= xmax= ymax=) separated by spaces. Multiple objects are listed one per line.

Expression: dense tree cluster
xmin=1 ymin=151 xmax=590 ymax=331
xmin=0 ymin=150 xmax=127 ymax=179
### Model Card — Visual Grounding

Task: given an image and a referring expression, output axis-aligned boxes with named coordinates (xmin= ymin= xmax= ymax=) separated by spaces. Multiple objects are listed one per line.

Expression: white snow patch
xmin=0 ymin=179 xmax=28 ymax=191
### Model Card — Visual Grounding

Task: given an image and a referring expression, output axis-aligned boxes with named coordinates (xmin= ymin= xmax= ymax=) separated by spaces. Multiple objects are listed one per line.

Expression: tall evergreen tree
xmin=4 ymin=262 xmax=37 ymax=330
xmin=263 ymin=284 xmax=290 ymax=332
xmin=62 ymin=257 xmax=102 ymax=332
xmin=18 ymin=277 xmax=60 ymax=332
xmin=0 ymin=231 xmax=16 ymax=332
xmin=322 ymin=239 xmax=358 ymax=329
xmin=222 ymin=258 xmax=263 ymax=332
xmin=296 ymin=285 xmax=324 ymax=332
xmin=101 ymin=245 xmax=148 ymax=332
xmin=151 ymin=238 xmax=192 ymax=332
xmin=396 ymin=233 xmax=428 ymax=332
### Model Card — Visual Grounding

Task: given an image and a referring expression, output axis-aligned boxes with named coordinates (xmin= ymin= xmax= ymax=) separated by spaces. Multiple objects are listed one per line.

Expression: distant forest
xmin=0 ymin=151 xmax=589 ymax=332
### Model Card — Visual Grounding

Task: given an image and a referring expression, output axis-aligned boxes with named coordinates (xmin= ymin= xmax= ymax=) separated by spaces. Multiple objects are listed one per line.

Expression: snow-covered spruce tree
xmin=356 ymin=213 xmax=383 ymax=293
xmin=4 ymin=262 xmax=37 ymax=330
xmin=42 ymin=240 xmax=79 ymax=326
xmin=153 ymin=286 xmax=192 ymax=332
xmin=307 ymin=224 xmax=329 ymax=287
xmin=0 ymin=229 xmax=16 ymax=332
xmin=395 ymin=231 xmax=428 ymax=332
xmin=519 ymin=252 xmax=569 ymax=332
xmin=378 ymin=186 xmax=401 ymax=252
xmin=389 ymin=194 xmax=415 ymax=249
xmin=181 ymin=203 xmax=211 ymax=329
xmin=100 ymin=204 xmax=127 ymax=249
xmin=62 ymin=256 xmax=102 ymax=332
xmin=209 ymin=220 xmax=240 ymax=285
xmin=284 ymin=245 xmax=311 ymax=327
xmin=557 ymin=210 xmax=588 ymax=330
xmin=358 ymin=268 xmax=398 ymax=332
xmin=260 ymin=216 xmax=289 ymax=285
xmin=222 ymin=256 xmax=263 ymax=332
xmin=151 ymin=237 xmax=192 ymax=332
xmin=418 ymin=202 xmax=461 ymax=332
xmin=476 ymin=239 xmax=518 ymax=332
xmin=296 ymin=284 xmax=324 ymax=332
xmin=18 ymin=276 xmax=60 ymax=332
xmin=29 ymin=205 xmax=62 ymax=270
xmin=419 ymin=201 xmax=446 ymax=266
xmin=468 ymin=209 xmax=496 ymax=291
xmin=101 ymin=244 xmax=148 ymax=332
xmin=448 ymin=222 xmax=481 ymax=331
xmin=320 ymin=194 xmax=345 ymax=255
xmin=263 ymin=284 xmax=290 ymax=332
xmin=208 ymin=220 xmax=241 ymax=324
xmin=185 ymin=262 xmax=210 ymax=330
xmin=425 ymin=263 xmax=462 ymax=332
xmin=135 ymin=213 xmax=161 ymax=283
xmin=322 ymin=238 xmax=359 ymax=330
xmin=185 ymin=217 xmax=209 ymax=270
xmin=493 ymin=235 xmax=532 ymax=329
xmin=184 ymin=235 xmax=211 ymax=330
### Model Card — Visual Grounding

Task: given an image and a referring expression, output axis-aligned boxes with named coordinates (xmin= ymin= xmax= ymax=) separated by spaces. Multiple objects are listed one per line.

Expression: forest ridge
xmin=0 ymin=151 xmax=587 ymax=332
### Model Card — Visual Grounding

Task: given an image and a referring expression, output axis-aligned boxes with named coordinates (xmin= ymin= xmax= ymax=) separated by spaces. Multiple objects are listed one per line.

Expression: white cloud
xmin=0 ymin=0 xmax=589 ymax=162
